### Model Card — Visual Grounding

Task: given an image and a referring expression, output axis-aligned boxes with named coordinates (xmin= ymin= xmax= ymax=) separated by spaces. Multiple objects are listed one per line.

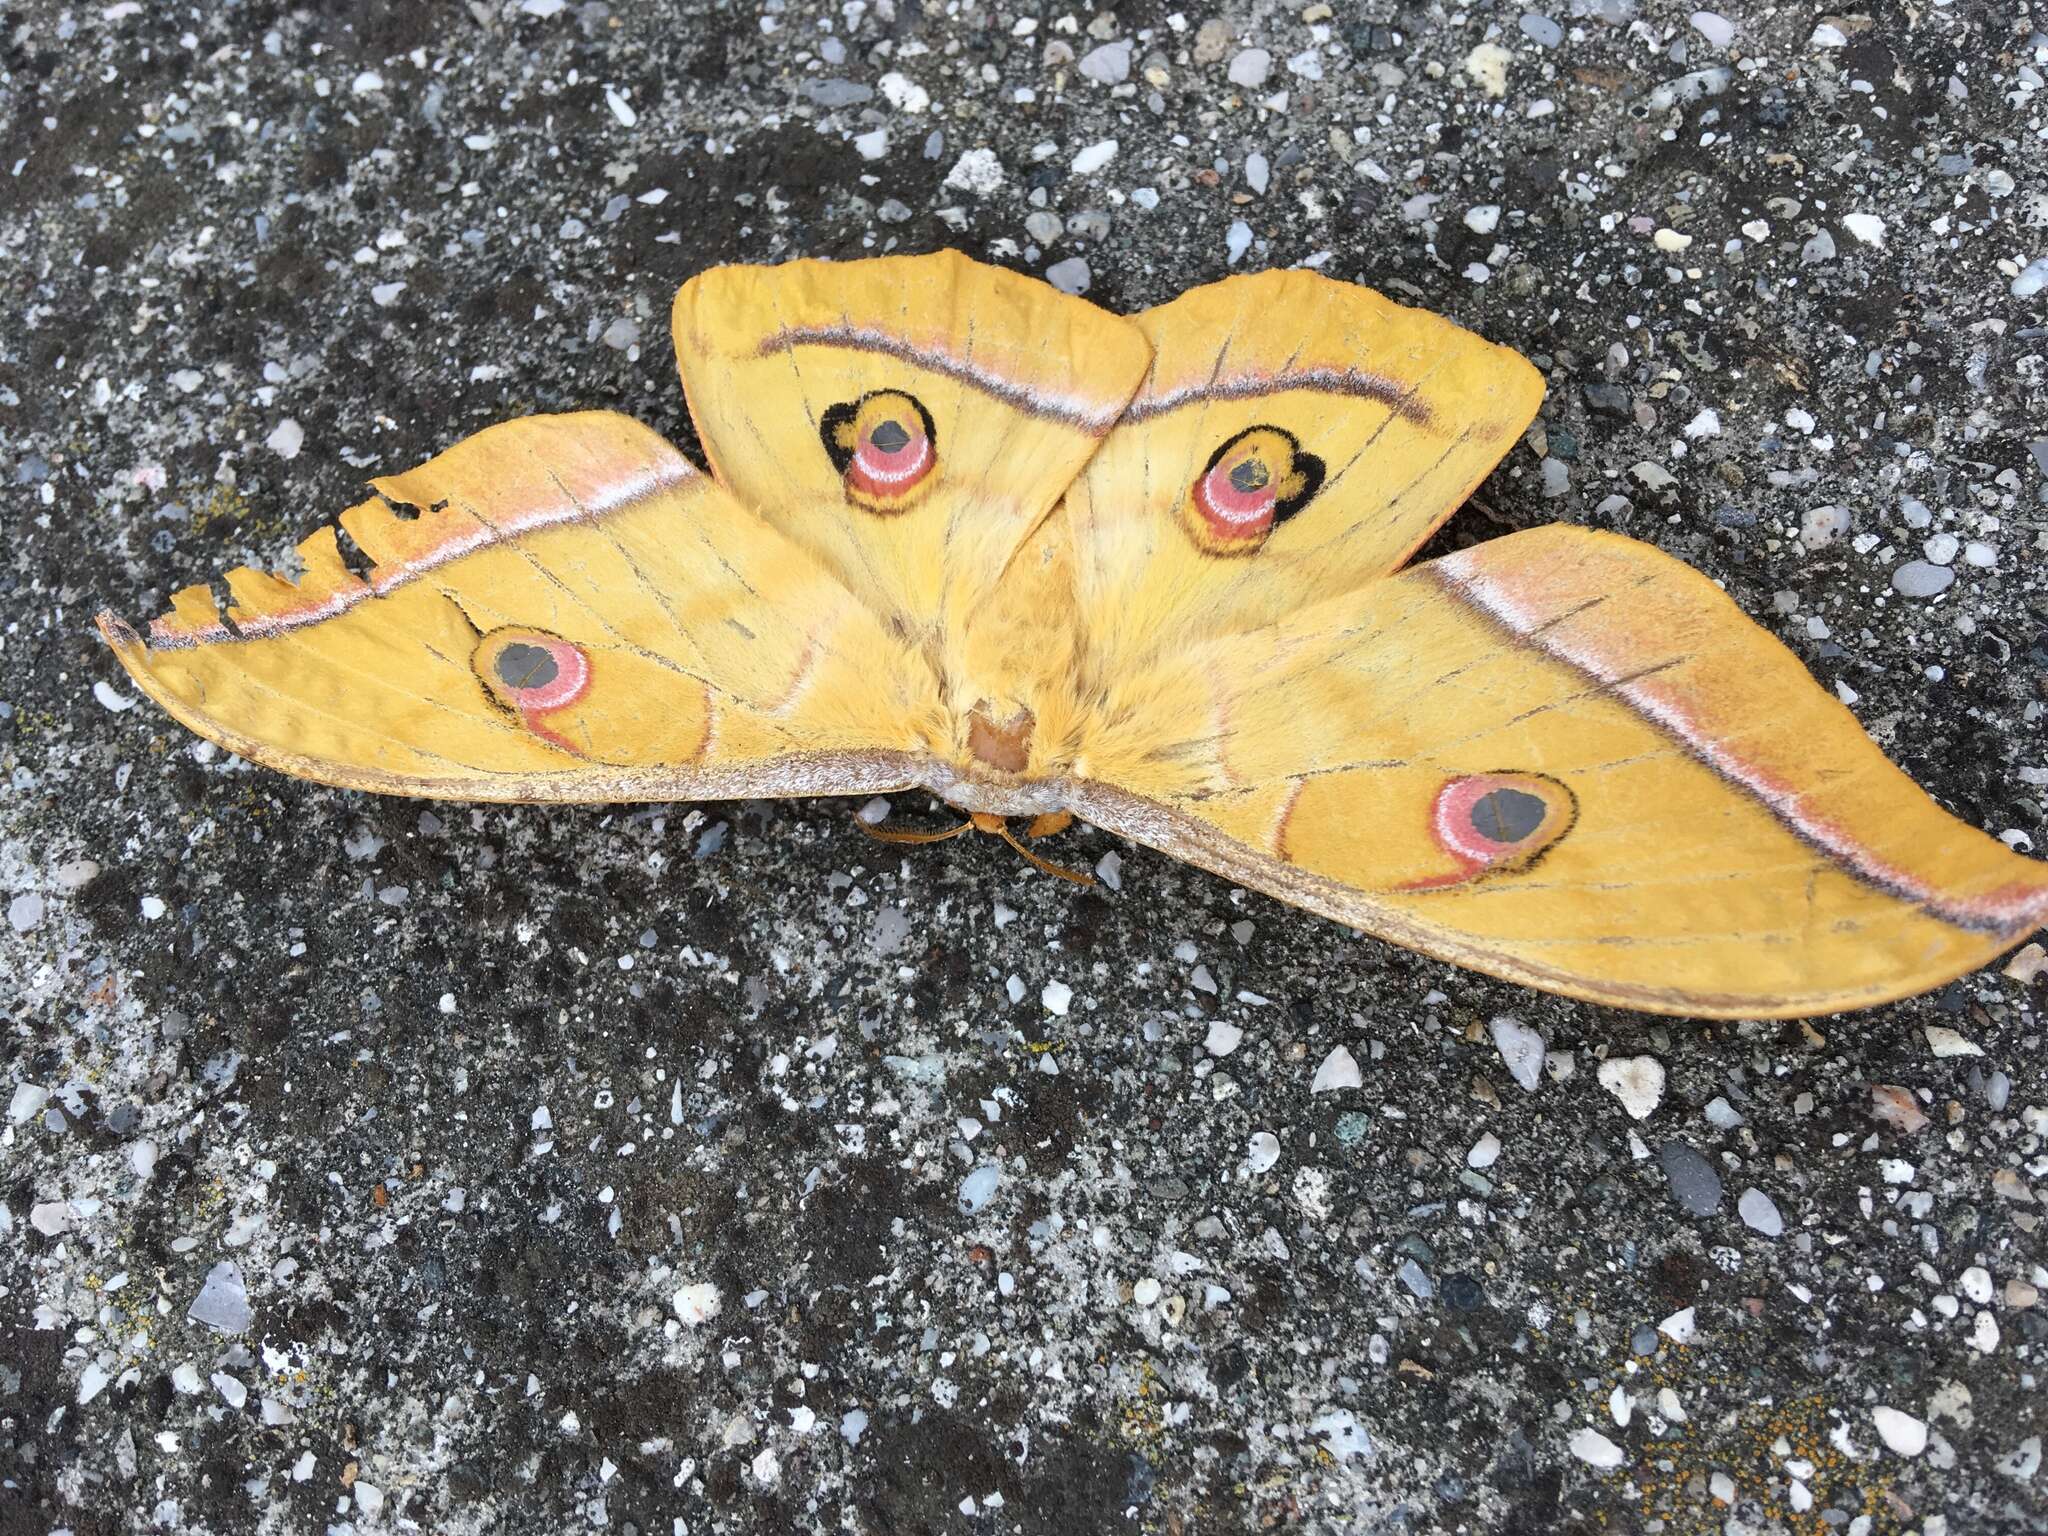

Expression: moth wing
xmin=672 ymin=251 xmax=1152 ymax=647
xmin=1059 ymin=269 xmax=1543 ymax=678
xmin=98 ymin=413 xmax=939 ymax=801
xmin=1069 ymin=526 xmax=2048 ymax=1017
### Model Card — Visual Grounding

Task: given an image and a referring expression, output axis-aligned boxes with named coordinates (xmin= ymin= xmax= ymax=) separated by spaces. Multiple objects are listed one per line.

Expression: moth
xmin=99 ymin=252 xmax=2047 ymax=1017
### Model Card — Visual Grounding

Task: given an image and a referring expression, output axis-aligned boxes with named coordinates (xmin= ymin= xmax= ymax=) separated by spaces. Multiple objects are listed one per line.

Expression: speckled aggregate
xmin=4 ymin=3 xmax=2048 ymax=1534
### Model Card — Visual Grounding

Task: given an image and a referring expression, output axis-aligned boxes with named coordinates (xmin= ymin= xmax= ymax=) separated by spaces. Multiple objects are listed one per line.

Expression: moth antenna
xmin=994 ymin=821 xmax=1096 ymax=886
xmin=857 ymin=814 xmax=974 ymax=846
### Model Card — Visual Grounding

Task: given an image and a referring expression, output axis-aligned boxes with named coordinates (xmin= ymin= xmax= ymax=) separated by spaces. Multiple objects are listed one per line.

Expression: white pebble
xmin=1490 ymin=1016 xmax=1545 ymax=1092
xmin=1569 ymin=1427 xmax=1625 ymax=1468
xmin=1598 ymin=1056 xmax=1665 ymax=1120
xmin=673 ymin=1283 xmax=722 ymax=1327
xmin=1464 ymin=204 xmax=1501 ymax=235
xmin=266 ymin=418 xmax=304 ymax=459
xmin=1467 ymin=1133 xmax=1501 ymax=1169
xmin=1923 ymin=1026 xmax=1982 ymax=1058
xmin=1690 ymin=11 xmax=1735 ymax=50
xmin=943 ymin=148 xmax=1004 ymax=195
xmin=1041 ymin=980 xmax=1073 ymax=1015
xmin=1737 ymin=1187 xmax=1784 ymax=1237
xmin=1310 ymin=1045 xmax=1361 ymax=1094
xmin=957 ymin=1164 xmax=1000 ymax=1213
xmin=1225 ymin=219 xmax=1253 ymax=265
xmin=1842 ymin=212 xmax=1885 ymax=246
xmin=1227 ymin=48 xmax=1272 ymax=89
xmin=1205 ymin=1020 xmax=1243 ymax=1057
xmin=1246 ymin=1131 xmax=1281 ymax=1174
xmin=1070 ymin=139 xmax=1117 ymax=176
xmin=1873 ymin=1406 xmax=1928 ymax=1457
xmin=603 ymin=86 xmax=637 ymax=126
xmin=1464 ymin=42 xmax=1511 ymax=98
xmin=1658 ymin=1305 xmax=1697 ymax=1344
xmin=8 ymin=891 xmax=43 ymax=933
xmin=1044 ymin=257 xmax=1091 ymax=296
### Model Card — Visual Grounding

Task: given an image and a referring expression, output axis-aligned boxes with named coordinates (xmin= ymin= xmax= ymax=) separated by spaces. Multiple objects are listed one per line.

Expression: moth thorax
xmin=966 ymin=704 xmax=1035 ymax=775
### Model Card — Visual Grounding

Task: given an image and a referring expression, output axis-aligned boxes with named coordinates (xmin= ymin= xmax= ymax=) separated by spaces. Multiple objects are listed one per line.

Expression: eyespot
xmin=1428 ymin=772 xmax=1576 ymax=875
xmin=475 ymin=629 xmax=590 ymax=717
xmin=1179 ymin=424 xmax=1325 ymax=556
xmin=820 ymin=389 xmax=937 ymax=513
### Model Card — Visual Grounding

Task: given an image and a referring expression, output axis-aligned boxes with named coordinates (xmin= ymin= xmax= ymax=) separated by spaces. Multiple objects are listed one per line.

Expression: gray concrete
xmin=5 ymin=2 xmax=2046 ymax=1532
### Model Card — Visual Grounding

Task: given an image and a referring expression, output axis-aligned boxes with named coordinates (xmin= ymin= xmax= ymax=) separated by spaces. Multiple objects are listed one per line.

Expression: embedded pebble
xmin=1464 ymin=43 xmax=1511 ymax=97
xmin=943 ymin=149 xmax=1004 ymax=194
xmin=673 ymin=1284 xmax=722 ymax=1327
xmin=1310 ymin=1045 xmax=1362 ymax=1094
xmin=1569 ymin=1428 xmax=1625 ymax=1469
xmin=8 ymin=891 xmax=43 ymax=933
xmin=1467 ymin=1133 xmax=1501 ymax=1170
xmin=188 ymin=1262 xmax=253 ymax=1334
xmin=1044 ymin=258 xmax=1092 ymax=296
xmin=1737 ymin=1187 xmax=1784 ymax=1237
xmin=1598 ymin=1056 xmax=1665 ymax=1120
xmin=1873 ymin=1407 xmax=1928 ymax=1457
xmin=1490 ymin=1016 xmax=1546 ymax=1092
xmin=1690 ymin=11 xmax=1735 ymax=49
xmin=265 ymin=418 xmax=304 ymax=459
xmin=1204 ymin=1020 xmax=1243 ymax=1057
xmin=1891 ymin=561 xmax=1954 ymax=598
xmin=957 ymin=1165 xmax=1000 ymax=1214
xmin=1227 ymin=49 xmax=1272 ymax=89
xmin=1069 ymin=140 xmax=1117 ymax=176
xmin=1657 ymin=1141 xmax=1723 ymax=1215
xmin=1077 ymin=40 xmax=1131 ymax=86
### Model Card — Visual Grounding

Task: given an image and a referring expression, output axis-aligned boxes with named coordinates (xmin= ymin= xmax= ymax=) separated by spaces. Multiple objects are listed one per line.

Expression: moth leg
xmin=858 ymin=814 xmax=974 ymax=846
xmin=991 ymin=820 xmax=1096 ymax=887
xmin=1023 ymin=811 xmax=1075 ymax=839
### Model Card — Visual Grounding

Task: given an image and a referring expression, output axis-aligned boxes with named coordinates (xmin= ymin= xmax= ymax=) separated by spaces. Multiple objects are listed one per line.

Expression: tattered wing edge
xmin=1064 ymin=780 xmax=2043 ymax=1021
xmin=95 ymin=609 xmax=927 ymax=805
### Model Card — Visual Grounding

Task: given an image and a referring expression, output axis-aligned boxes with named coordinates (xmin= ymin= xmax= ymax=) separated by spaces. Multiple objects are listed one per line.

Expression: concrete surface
xmin=4 ymin=2 xmax=2047 ymax=1533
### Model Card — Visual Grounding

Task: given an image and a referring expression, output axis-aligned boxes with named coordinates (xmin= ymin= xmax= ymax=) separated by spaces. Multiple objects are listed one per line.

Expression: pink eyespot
xmin=1178 ymin=425 xmax=1325 ymax=556
xmin=847 ymin=415 xmax=933 ymax=496
xmin=821 ymin=389 xmax=938 ymax=512
xmin=1413 ymin=772 xmax=1576 ymax=886
xmin=485 ymin=634 xmax=589 ymax=715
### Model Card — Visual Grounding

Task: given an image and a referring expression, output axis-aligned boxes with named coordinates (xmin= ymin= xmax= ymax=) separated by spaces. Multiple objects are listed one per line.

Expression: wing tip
xmin=96 ymin=608 xmax=143 ymax=652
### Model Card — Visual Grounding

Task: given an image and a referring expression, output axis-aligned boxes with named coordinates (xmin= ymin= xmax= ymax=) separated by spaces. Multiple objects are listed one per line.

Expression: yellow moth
xmin=99 ymin=253 xmax=2048 ymax=1018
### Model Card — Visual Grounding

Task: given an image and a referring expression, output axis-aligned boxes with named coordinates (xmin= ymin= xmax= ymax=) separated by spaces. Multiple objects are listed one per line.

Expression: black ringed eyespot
xmin=1179 ymin=424 xmax=1325 ymax=556
xmin=820 ymin=389 xmax=938 ymax=513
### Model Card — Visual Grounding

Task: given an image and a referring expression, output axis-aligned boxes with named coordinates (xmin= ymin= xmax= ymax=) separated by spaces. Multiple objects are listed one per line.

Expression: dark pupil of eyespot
xmin=869 ymin=419 xmax=911 ymax=452
xmin=1471 ymin=787 xmax=1547 ymax=843
xmin=497 ymin=642 xmax=558 ymax=690
xmin=1229 ymin=458 xmax=1270 ymax=493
